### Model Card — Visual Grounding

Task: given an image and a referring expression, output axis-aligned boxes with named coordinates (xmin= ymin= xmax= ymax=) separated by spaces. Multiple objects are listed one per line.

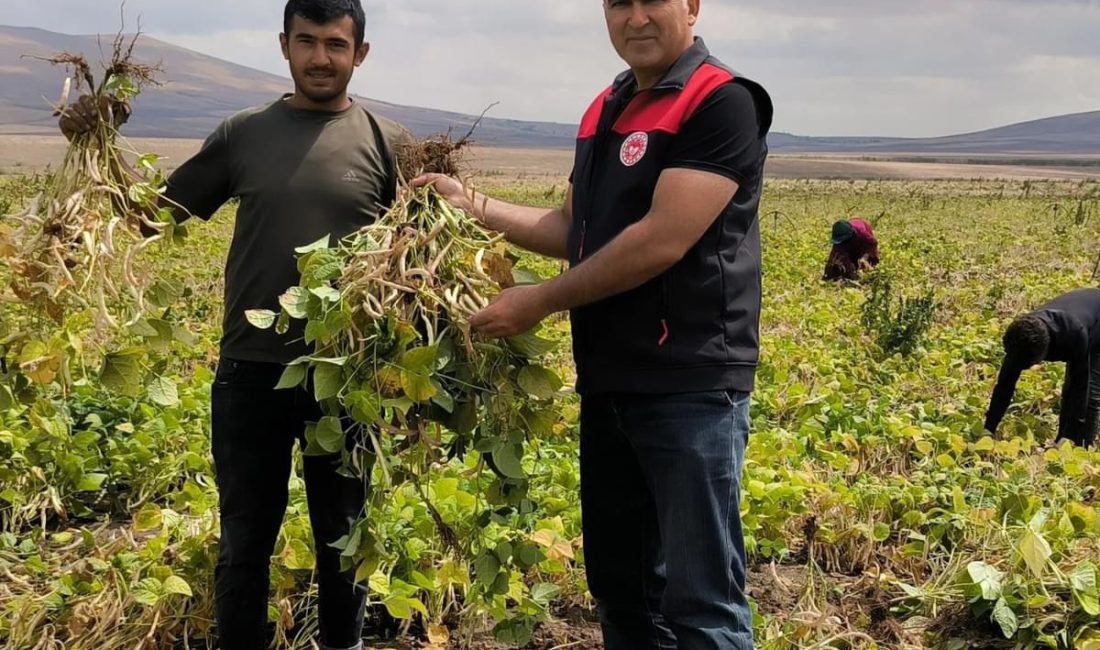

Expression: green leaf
xmin=966 ymin=561 xmax=1004 ymax=601
xmin=402 ymin=346 xmax=438 ymax=373
xmin=295 ymin=234 xmax=331 ymax=254
xmin=275 ymin=310 xmax=291 ymax=334
xmin=493 ymin=617 xmax=535 ymax=646
xmin=512 ymin=268 xmax=542 ymax=285
xmin=279 ymin=287 xmax=310 ymax=319
xmin=530 ymin=582 xmax=561 ymax=605
xmin=433 ymin=478 xmax=459 ymax=500
xmin=99 ymin=350 xmax=143 ymax=396
xmin=128 ymin=319 xmax=159 ymax=337
xmin=474 ymin=551 xmax=501 ymax=584
xmin=281 ymin=539 xmax=316 ymax=570
xmin=516 ymin=543 xmax=542 ymax=569
xmin=492 ymin=443 xmax=525 ymax=479
xmin=245 ymin=309 xmax=278 ymax=330
xmin=346 ymin=390 xmax=382 ymax=425
xmin=314 ymin=363 xmax=344 ymax=401
xmin=402 ymin=370 xmax=437 ymax=403
xmin=1071 ymin=563 xmax=1100 ymax=616
xmin=135 ymin=577 xmax=164 ymax=606
xmin=172 ymin=324 xmax=199 ymax=346
xmin=275 ymin=364 xmax=307 ymax=390
xmin=383 ymin=596 xmax=412 ymax=620
xmin=506 ymin=332 xmax=555 ymax=358
xmin=342 ymin=527 xmax=363 ymax=558
xmin=77 ymin=473 xmax=108 ymax=492
xmin=494 ymin=541 xmax=514 ymax=563
xmin=992 ymin=598 xmax=1019 ymax=638
xmin=309 ymin=286 xmax=342 ymax=303
xmin=132 ymin=588 xmax=161 ymax=607
xmin=162 ymin=576 xmax=193 ymax=597
xmin=147 ymin=279 xmax=184 ymax=309
xmin=1019 ymin=528 xmax=1052 ymax=578
xmin=147 ymin=376 xmax=179 ymax=407
xmin=369 ymin=571 xmax=390 ymax=596
xmin=431 ymin=387 xmax=455 ymax=413
xmin=517 ymin=365 xmax=562 ymax=400
xmin=315 ymin=416 xmax=345 ymax=454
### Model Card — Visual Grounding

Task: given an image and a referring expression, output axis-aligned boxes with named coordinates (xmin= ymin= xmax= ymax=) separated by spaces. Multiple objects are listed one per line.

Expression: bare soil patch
xmin=3 ymin=135 xmax=1098 ymax=182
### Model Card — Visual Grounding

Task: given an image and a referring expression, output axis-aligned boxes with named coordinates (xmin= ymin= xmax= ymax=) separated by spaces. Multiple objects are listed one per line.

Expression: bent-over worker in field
xmin=413 ymin=1 xmax=771 ymax=647
xmin=59 ymin=1 xmax=408 ymax=648
xmin=823 ymin=217 xmax=879 ymax=281
xmin=985 ymin=288 xmax=1100 ymax=448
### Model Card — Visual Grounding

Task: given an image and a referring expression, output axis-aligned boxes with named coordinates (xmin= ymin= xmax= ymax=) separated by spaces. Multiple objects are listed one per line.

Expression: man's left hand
xmin=470 ymin=285 xmax=553 ymax=338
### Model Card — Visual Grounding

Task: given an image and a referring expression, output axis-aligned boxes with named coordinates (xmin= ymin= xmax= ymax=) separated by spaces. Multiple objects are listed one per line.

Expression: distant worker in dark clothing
xmin=823 ymin=218 xmax=879 ymax=281
xmin=985 ymin=288 xmax=1100 ymax=448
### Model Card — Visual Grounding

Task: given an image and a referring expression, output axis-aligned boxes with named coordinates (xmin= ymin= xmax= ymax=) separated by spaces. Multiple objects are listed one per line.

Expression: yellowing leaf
xmin=427 ymin=623 xmax=450 ymax=647
xmin=19 ymin=341 xmax=61 ymax=385
xmin=1018 ymin=528 xmax=1052 ymax=578
xmin=163 ymin=575 xmax=193 ymax=597
xmin=974 ymin=436 xmax=995 ymax=452
xmin=132 ymin=504 xmax=163 ymax=532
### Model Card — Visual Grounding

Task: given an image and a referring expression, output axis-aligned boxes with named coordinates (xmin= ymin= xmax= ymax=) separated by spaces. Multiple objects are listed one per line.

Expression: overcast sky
xmin=6 ymin=1 xmax=1100 ymax=137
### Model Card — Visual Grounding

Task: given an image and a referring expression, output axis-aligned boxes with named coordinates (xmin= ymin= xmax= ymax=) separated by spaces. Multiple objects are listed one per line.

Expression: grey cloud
xmin=5 ymin=0 xmax=1099 ymax=136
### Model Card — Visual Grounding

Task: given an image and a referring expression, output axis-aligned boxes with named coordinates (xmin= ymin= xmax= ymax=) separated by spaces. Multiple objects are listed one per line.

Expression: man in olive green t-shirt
xmin=59 ymin=2 xmax=405 ymax=649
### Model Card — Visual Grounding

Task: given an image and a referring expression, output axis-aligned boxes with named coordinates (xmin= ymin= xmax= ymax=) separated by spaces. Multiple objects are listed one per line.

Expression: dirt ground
xmin=2 ymin=134 xmax=1098 ymax=182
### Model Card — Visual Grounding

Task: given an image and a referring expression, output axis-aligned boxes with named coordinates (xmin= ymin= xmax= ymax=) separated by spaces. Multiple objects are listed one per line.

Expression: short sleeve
xmin=164 ymin=119 xmax=233 ymax=221
xmin=663 ymin=82 xmax=763 ymax=186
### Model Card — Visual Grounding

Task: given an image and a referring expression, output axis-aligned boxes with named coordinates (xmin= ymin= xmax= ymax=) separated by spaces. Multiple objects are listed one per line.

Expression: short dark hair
xmin=1004 ymin=315 xmax=1049 ymax=366
xmin=284 ymin=0 xmax=366 ymax=48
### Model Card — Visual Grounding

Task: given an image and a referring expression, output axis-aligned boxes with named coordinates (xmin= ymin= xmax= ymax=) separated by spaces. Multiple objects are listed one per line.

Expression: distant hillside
xmin=1 ymin=25 xmax=1097 ymax=154
xmin=769 ymin=111 xmax=1100 ymax=155
xmin=0 ymin=25 xmax=576 ymax=147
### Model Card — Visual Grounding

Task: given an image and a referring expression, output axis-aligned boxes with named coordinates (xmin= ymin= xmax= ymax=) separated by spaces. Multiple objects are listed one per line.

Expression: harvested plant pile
xmin=0 ymin=34 xmax=170 ymax=331
xmin=252 ymin=135 xmax=564 ymax=629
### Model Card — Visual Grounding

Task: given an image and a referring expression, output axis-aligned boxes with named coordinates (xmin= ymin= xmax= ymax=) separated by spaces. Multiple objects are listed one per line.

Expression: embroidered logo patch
xmin=620 ymin=132 xmax=649 ymax=167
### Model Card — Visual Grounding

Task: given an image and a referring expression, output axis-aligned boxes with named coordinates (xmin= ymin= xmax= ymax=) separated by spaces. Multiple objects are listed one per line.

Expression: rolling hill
xmin=1 ymin=25 xmax=1097 ymax=155
xmin=0 ymin=25 xmax=576 ymax=146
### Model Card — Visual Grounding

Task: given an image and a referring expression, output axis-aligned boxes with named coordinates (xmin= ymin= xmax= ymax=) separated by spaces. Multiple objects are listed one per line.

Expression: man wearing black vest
xmin=415 ymin=1 xmax=771 ymax=647
xmin=60 ymin=2 xmax=407 ymax=648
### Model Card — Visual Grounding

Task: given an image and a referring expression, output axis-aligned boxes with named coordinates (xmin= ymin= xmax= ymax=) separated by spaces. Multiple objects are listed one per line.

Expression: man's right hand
xmin=411 ymin=173 xmax=478 ymax=218
xmin=58 ymin=95 xmax=131 ymax=141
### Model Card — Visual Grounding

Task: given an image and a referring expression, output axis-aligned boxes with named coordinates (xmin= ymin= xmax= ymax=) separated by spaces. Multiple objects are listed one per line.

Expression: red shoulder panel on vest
xmin=577 ymin=86 xmax=614 ymax=139
xmin=613 ymin=64 xmax=734 ymax=136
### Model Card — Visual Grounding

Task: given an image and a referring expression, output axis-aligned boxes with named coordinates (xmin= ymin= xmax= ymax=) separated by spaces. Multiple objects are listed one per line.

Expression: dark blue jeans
xmin=580 ymin=390 xmax=754 ymax=650
xmin=211 ymin=359 xmax=368 ymax=650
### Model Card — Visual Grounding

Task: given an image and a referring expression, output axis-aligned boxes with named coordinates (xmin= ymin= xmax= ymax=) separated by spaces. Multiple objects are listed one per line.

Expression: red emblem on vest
xmin=620 ymin=132 xmax=649 ymax=167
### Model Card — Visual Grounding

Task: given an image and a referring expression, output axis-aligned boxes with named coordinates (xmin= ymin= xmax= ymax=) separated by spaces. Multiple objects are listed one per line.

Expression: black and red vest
xmin=567 ymin=38 xmax=773 ymax=395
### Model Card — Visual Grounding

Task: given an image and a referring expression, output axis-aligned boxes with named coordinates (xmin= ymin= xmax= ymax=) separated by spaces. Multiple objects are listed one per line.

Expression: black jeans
xmin=211 ymin=359 xmax=368 ymax=650
xmin=580 ymin=390 xmax=755 ymax=650
xmin=1085 ymin=350 xmax=1100 ymax=448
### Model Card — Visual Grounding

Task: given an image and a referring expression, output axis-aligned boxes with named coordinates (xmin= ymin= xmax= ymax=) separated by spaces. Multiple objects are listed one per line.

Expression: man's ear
xmin=279 ymin=33 xmax=290 ymax=61
xmin=355 ymin=42 xmax=371 ymax=67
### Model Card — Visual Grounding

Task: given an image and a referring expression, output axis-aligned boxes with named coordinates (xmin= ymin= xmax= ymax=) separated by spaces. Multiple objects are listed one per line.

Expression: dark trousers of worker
xmin=580 ymin=390 xmax=755 ymax=650
xmin=211 ymin=359 xmax=367 ymax=650
xmin=1082 ymin=351 xmax=1100 ymax=448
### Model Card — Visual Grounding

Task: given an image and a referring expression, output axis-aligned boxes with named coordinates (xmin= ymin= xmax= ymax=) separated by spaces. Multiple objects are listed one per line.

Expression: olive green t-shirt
xmin=165 ymin=97 xmax=408 ymax=363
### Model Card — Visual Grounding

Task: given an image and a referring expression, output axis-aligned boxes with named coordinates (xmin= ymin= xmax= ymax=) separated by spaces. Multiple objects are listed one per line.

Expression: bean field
xmin=2 ymin=174 xmax=1099 ymax=649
